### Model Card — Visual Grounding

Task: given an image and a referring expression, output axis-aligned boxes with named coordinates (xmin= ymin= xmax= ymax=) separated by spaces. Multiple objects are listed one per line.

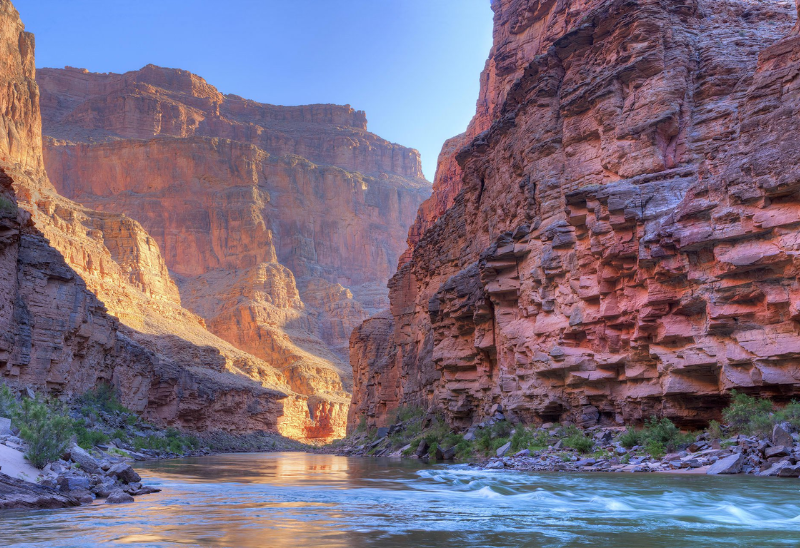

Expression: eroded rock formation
xmin=38 ymin=64 xmax=430 ymax=441
xmin=351 ymin=0 xmax=800 ymax=431
xmin=0 ymin=0 xmax=335 ymax=438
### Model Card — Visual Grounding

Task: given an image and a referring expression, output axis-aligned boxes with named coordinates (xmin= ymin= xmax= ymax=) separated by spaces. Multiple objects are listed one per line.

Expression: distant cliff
xmin=37 ymin=65 xmax=430 ymax=440
xmin=350 ymin=0 xmax=800 ymax=432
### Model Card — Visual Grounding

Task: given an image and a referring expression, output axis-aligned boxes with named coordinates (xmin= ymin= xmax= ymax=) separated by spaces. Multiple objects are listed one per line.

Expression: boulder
xmin=57 ymin=475 xmax=91 ymax=492
xmin=496 ymin=441 xmax=512 ymax=457
xmin=68 ymin=444 xmax=101 ymax=474
xmin=757 ymin=461 xmax=800 ymax=477
xmin=514 ymin=449 xmax=531 ymax=457
xmin=688 ymin=441 xmax=708 ymax=452
xmin=129 ymin=485 xmax=161 ymax=496
xmin=69 ymin=489 xmax=94 ymax=504
xmin=706 ymin=453 xmax=743 ymax=475
xmin=765 ymin=445 xmax=791 ymax=459
xmin=772 ymin=424 xmax=794 ymax=448
xmin=92 ymin=477 xmax=117 ymax=498
xmin=414 ymin=440 xmax=429 ymax=458
xmin=0 ymin=417 xmax=11 ymax=436
xmin=776 ymin=463 xmax=800 ymax=478
xmin=485 ymin=460 xmax=505 ymax=470
xmin=441 ymin=446 xmax=456 ymax=461
xmin=376 ymin=427 xmax=389 ymax=439
xmin=107 ymin=463 xmax=141 ymax=484
xmin=105 ymin=489 xmax=134 ymax=504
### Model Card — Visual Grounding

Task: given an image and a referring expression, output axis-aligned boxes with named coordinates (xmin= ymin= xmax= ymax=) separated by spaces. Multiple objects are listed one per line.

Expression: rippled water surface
xmin=4 ymin=452 xmax=800 ymax=547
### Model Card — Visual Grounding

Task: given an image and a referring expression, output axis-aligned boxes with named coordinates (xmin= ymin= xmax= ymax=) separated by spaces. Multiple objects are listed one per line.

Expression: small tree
xmin=14 ymin=397 xmax=73 ymax=469
xmin=0 ymin=383 xmax=17 ymax=417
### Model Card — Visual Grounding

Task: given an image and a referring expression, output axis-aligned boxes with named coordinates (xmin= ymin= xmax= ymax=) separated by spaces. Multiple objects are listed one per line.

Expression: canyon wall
xmin=0 ymin=0 xmax=289 ymax=433
xmin=38 ymin=65 xmax=430 ymax=440
xmin=350 ymin=0 xmax=800 ymax=431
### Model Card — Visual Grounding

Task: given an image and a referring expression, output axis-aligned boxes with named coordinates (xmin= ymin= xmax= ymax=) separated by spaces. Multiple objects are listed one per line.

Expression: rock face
xmin=0 ymin=0 xmax=331 ymax=438
xmin=350 ymin=0 xmax=800 ymax=432
xmin=37 ymin=65 xmax=430 ymax=441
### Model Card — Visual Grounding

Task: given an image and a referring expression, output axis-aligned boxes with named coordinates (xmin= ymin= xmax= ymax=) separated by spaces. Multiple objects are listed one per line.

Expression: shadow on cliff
xmin=0 ymin=166 xmax=291 ymax=436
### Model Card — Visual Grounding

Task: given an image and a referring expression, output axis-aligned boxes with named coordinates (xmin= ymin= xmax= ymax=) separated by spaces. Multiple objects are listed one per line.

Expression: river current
xmin=3 ymin=452 xmax=799 ymax=547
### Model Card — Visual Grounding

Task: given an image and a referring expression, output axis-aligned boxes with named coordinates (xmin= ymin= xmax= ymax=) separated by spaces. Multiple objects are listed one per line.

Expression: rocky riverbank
xmin=331 ymin=395 xmax=800 ymax=479
xmin=0 ymin=433 xmax=158 ymax=509
xmin=476 ymin=425 xmax=800 ymax=477
xmin=0 ymin=383 xmax=308 ymax=510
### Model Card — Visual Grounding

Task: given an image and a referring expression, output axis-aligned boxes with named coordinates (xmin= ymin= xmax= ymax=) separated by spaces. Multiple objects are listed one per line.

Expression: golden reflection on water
xmin=104 ymin=452 xmax=392 ymax=548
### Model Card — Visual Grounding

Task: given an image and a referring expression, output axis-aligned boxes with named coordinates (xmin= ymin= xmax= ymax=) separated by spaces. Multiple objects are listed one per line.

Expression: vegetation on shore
xmin=336 ymin=392 xmax=800 ymax=464
xmin=0 ymin=383 xmax=200 ymax=469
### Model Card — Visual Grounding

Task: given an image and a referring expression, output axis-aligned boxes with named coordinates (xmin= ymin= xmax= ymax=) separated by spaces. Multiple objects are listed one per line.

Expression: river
xmin=3 ymin=452 xmax=799 ymax=547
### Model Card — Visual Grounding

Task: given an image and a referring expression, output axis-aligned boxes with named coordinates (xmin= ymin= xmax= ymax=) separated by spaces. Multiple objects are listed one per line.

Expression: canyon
xmin=0 ymin=0 xmax=430 ymax=442
xmin=350 ymin=0 xmax=800 ymax=431
xmin=0 ymin=0 xmax=288 ymax=435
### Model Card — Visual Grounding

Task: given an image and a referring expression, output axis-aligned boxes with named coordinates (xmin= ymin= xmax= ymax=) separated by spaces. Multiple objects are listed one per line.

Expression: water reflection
xmin=2 ymin=452 xmax=799 ymax=548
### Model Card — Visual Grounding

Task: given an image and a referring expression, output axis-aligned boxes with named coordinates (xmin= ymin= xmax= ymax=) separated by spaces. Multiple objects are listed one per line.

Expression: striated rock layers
xmin=350 ymin=0 xmax=800 ymax=432
xmin=37 ymin=64 xmax=430 ymax=440
xmin=0 ymin=0 xmax=288 ymax=434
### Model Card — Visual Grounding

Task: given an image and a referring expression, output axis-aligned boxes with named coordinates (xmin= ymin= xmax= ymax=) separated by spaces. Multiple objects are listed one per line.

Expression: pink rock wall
xmin=350 ymin=0 xmax=800 ymax=431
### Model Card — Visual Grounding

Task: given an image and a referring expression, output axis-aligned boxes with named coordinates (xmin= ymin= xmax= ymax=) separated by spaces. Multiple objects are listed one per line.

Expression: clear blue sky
xmin=15 ymin=0 xmax=494 ymax=181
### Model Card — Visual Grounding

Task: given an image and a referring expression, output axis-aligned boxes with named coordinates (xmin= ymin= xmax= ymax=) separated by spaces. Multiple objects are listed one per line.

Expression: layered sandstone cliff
xmin=351 ymin=0 xmax=800 ymax=431
xmin=38 ymin=65 xmax=430 ymax=440
xmin=0 ymin=0 xmax=290 ymax=433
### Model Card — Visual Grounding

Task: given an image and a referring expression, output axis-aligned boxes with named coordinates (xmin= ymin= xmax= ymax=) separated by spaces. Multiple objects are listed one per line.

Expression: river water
xmin=3 ymin=452 xmax=799 ymax=547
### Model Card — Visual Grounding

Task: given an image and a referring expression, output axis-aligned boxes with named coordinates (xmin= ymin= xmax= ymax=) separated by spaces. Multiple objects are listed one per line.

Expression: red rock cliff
xmin=350 ymin=0 xmax=800 ymax=431
xmin=38 ymin=65 xmax=431 ymax=441
xmin=0 ymin=0 xmax=292 ymax=433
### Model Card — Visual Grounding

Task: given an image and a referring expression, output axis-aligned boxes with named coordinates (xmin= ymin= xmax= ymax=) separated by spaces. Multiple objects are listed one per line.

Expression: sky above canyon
xmin=16 ymin=0 xmax=494 ymax=181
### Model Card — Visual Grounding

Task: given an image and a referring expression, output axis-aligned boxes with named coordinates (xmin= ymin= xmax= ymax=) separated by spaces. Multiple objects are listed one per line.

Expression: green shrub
xmin=644 ymin=440 xmax=666 ymax=459
xmin=454 ymin=439 xmax=474 ymax=460
xmin=723 ymin=391 xmax=774 ymax=435
xmin=775 ymin=400 xmax=800 ymax=431
xmin=388 ymin=405 xmax=425 ymax=424
xmin=490 ymin=420 xmax=513 ymax=439
xmin=510 ymin=426 xmax=548 ymax=452
xmin=618 ymin=428 xmax=642 ymax=448
xmin=474 ymin=428 xmax=494 ymax=453
xmin=14 ymin=397 xmax=73 ymax=469
xmin=564 ymin=431 xmax=594 ymax=454
xmin=74 ymin=424 xmax=110 ymax=449
xmin=490 ymin=437 xmax=510 ymax=452
xmin=0 ymin=383 xmax=18 ymax=418
xmin=641 ymin=417 xmax=694 ymax=452
xmin=427 ymin=441 xmax=439 ymax=461
xmin=617 ymin=417 xmax=693 ymax=457
xmin=0 ymin=195 xmax=17 ymax=217
xmin=440 ymin=432 xmax=463 ymax=449
xmin=77 ymin=383 xmax=128 ymax=415
xmin=133 ymin=428 xmax=197 ymax=454
xmin=707 ymin=420 xmax=723 ymax=440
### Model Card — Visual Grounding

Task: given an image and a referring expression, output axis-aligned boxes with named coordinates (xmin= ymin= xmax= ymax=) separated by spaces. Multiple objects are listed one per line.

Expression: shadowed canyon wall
xmin=38 ymin=65 xmax=430 ymax=440
xmin=0 ymin=0 xmax=291 ymax=434
xmin=350 ymin=0 xmax=800 ymax=431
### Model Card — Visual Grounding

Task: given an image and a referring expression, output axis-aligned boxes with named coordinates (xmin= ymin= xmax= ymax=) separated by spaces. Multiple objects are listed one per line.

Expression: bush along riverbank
xmin=333 ymin=392 xmax=800 ymax=478
xmin=0 ymin=383 xmax=305 ymax=510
